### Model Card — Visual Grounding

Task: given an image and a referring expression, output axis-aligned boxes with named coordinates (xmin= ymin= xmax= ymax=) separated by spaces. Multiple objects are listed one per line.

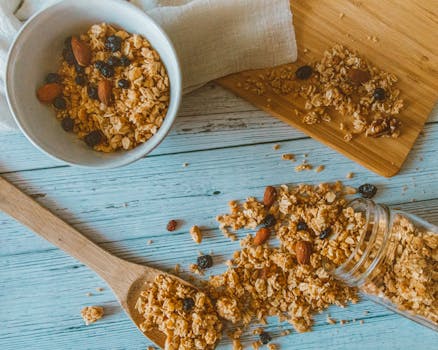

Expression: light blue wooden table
xmin=1 ymin=83 xmax=437 ymax=349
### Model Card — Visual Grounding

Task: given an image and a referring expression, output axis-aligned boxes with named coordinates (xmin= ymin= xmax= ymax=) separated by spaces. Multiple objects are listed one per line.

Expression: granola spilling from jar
xmin=36 ymin=23 xmax=170 ymax=152
xmin=135 ymin=275 xmax=223 ymax=350
xmin=362 ymin=215 xmax=437 ymax=324
xmin=248 ymin=45 xmax=404 ymax=141
xmin=213 ymin=182 xmax=364 ymax=334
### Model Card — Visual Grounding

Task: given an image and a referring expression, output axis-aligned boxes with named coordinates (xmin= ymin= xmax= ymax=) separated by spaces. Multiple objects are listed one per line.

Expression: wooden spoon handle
xmin=0 ymin=176 xmax=125 ymax=281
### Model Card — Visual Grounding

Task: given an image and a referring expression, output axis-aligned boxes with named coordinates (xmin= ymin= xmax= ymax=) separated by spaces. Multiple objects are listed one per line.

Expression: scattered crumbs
xmin=81 ymin=306 xmax=104 ymax=325
xmin=182 ymin=162 xmax=189 ymax=168
xmin=280 ymin=329 xmax=291 ymax=336
xmin=366 ymin=35 xmax=372 ymax=40
xmin=327 ymin=316 xmax=337 ymax=325
xmin=174 ymin=264 xmax=181 ymax=274
xmin=339 ymin=122 xmax=345 ymax=131
xmin=86 ymin=292 xmax=92 ymax=297
xmin=267 ymin=98 xmax=272 ymax=103
xmin=189 ymin=263 xmax=204 ymax=276
xmin=253 ymin=328 xmax=263 ymax=335
xmin=315 ymin=165 xmax=325 ymax=173
xmin=352 ymin=318 xmax=357 ymax=323
xmin=147 ymin=239 xmax=153 ymax=245
xmin=303 ymin=48 xmax=309 ymax=53
xmin=266 ymin=104 xmax=271 ymax=108
xmin=190 ymin=225 xmax=203 ymax=244
xmin=340 ymin=319 xmax=348 ymax=325
xmin=123 ymin=202 xmax=128 ymax=207
xmin=225 ymin=259 xmax=233 ymax=267
xmin=233 ymin=339 xmax=243 ymax=350
xmin=281 ymin=153 xmax=295 ymax=161
xmin=303 ymin=153 xmax=308 ymax=158
xmin=360 ymin=320 xmax=365 ymax=325
xmin=236 ymin=82 xmax=242 ymax=88
xmin=295 ymin=162 xmax=313 ymax=172
xmin=294 ymin=108 xmax=300 ymax=116
xmin=252 ymin=340 xmax=262 ymax=350
xmin=344 ymin=186 xmax=357 ymax=194
xmin=346 ymin=172 xmax=354 ymax=179
xmin=273 ymin=144 xmax=281 ymax=151
xmin=95 ymin=287 xmax=104 ymax=292
xmin=147 ymin=347 xmax=156 ymax=350
xmin=344 ymin=132 xmax=353 ymax=142
xmin=267 ymin=344 xmax=278 ymax=350
xmin=363 ymin=310 xmax=369 ymax=315
xmin=339 ymin=12 xmax=345 ymax=19
xmin=372 ymin=36 xmax=379 ymax=42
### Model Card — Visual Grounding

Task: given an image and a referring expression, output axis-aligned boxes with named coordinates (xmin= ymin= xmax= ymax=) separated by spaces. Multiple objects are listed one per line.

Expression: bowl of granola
xmin=6 ymin=0 xmax=181 ymax=168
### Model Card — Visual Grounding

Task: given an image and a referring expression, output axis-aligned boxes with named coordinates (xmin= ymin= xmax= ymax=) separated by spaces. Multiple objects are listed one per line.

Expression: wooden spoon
xmin=0 ymin=176 xmax=191 ymax=348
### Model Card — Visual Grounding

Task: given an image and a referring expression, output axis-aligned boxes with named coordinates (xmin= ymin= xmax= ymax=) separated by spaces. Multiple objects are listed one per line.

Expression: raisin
xmin=84 ymin=131 xmax=103 ymax=148
xmin=107 ymin=56 xmax=121 ymax=66
xmin=167 ymin=220 xmax=177 ymax=232
xmin=53 ymin=97 xmax=67 ymax=110
xmin=99 ymin=63 xmax=114 ymax=78
xmin=105 ymin=35 xmax=122 ymax=52
xmin=319 ymin=227 xmax=332 ymax=239
xmin=197 ymin=255 xmax=213 ymax=269
xmin=75 ymin=75 xmax=86 ymax=86
xmin=295 ymin=65 xmax=313 ymax=80
xmin=120 ymin=56 xmax=131 ymax=67
xmin=358 ymin=184 xmax=377 ymax=199
xmin=64 ymin=36 xmax=72 ymax=49
xmin=61 ymin=117 xmax=74 ymax=132
xmin=297 ymin=221 xmax=308 ymax=231
xmin=74 ymin=64 xmax=85 ymax=74
xmin=373 ymin=87 xmax=386 ymax=101
xmin=261 ymin=214 xmax=276 ymax=228
xmin=87 ymin=85 xmax=99 ymax=100
xmin=118 ymin=79 xmax=131 ymax=89
xmin=94 ymin=60 xmax=105 ymax=70
xmin=62 ymin=47 xmax=76 ymax=65
xmin=259 ymin=332 xmax=272 ymax=344
xmin=182 ymin=298 xmax=195 ymax=312
xmin=45 ymin=73 xmax=61 ymax=84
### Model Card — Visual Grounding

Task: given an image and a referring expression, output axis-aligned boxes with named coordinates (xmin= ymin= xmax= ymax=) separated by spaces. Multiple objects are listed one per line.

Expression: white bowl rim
xmin=6 ymin=0 xmax=182 ymax=169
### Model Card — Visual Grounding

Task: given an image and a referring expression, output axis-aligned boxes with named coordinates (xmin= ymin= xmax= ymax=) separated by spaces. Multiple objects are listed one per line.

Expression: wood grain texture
xmin=1 ymin=83 xmax=438 ymax=350
xmin=218 ymin=0 xmax=438 ymax=177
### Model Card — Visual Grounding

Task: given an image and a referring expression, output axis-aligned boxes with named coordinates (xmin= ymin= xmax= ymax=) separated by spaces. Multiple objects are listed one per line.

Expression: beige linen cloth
xmin=0 ymin=0 xmax=297 ymax=131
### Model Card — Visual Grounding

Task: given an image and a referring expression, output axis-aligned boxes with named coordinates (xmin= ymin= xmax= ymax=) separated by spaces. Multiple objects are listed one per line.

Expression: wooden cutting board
xmin=218 ymin=0 xmax=438 ymax=177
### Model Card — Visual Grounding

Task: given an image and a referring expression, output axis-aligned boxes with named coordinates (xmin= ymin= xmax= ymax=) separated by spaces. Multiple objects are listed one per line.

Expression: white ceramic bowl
xmin=6 ymin=0 xmax=181 ymax=168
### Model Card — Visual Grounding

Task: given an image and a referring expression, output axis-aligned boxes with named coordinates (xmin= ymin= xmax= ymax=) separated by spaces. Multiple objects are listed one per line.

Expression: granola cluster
xmin=244 ymin=45 xmax=404 ymax=141
xmin=80 ymin=305 xmax=104 ymax=325
xmin=39 ymin=23 xmax=169 ymax=152
xmin=213 ymin=183 xmax=363 ymax=333
xmin=362 ymin=215 xmax=438 ymax=324
xmin=135 ymin=275 xmax=222 ymax=350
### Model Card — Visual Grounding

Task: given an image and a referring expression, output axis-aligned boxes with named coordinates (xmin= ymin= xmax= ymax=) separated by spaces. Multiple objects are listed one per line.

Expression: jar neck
xmin=333 ymin=198 xmax=391 ymax=287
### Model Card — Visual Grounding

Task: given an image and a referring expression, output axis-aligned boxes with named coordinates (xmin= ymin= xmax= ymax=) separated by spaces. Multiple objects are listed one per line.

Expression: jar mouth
xmin=333 ymin=198 xmax=390 ymax=287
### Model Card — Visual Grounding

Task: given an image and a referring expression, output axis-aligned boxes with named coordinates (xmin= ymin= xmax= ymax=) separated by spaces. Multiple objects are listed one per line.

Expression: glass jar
xmin=333 ymin=198 xmax=437 ymax=331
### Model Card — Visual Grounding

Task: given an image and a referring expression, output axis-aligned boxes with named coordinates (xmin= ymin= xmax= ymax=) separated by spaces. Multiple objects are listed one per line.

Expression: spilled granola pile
xmin=243 ymin=45 xmax=404 ymax=141
xmin=136 ymin=182 xmax=437 ymax=349
xmin=213 ymin=182 xmax=362 ymax=334
xmin=135 ymin=275 xmax=222 ymax=350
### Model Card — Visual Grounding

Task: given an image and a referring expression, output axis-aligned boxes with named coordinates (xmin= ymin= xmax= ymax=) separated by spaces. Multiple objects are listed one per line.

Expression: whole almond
xmin=295 ymin=240 xmax=312 ymax=265
xmin=254 ymin=228 xmax=270 ymax=245
xmin=71 ymin=36 xmax=91 ymax=67
xmin=263 ymin=186 xmax=277 ymax=207
xmin=98 ymin=80 xmax=112 ymax=105
xmin=36 ymin=83 xmax=62 ymax=103
xmin=348 ymin=68 xmax=371 ymax=85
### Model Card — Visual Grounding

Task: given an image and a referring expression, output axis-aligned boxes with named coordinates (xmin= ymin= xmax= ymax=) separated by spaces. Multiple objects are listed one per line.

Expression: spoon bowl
xmin=0 ymin=176 xmax=195 ymax=348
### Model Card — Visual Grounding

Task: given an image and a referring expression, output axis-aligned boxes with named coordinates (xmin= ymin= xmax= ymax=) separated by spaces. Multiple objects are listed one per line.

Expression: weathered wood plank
xmin=1 ymin=84 xmax=436 ymax=173
xmin=1 ymin=123 xmax=437 ymax=256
